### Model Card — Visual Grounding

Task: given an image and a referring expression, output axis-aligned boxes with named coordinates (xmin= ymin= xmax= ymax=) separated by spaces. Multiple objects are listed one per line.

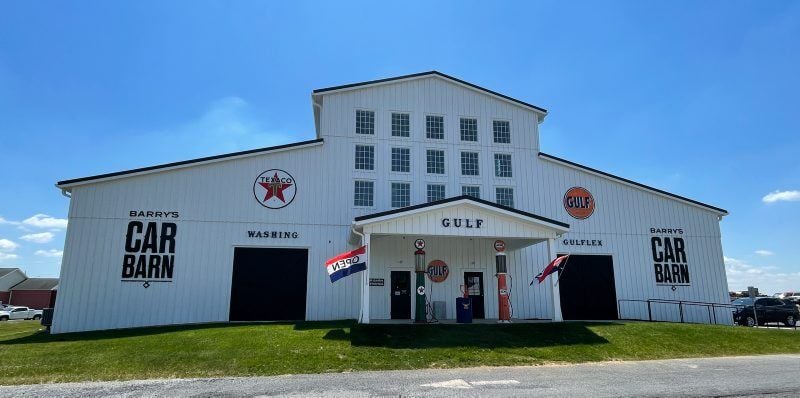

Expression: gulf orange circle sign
xmin=563 ymin=187 xmax=595 ymax=219
xmin=426 ymin=260 xmax=449 ymax=283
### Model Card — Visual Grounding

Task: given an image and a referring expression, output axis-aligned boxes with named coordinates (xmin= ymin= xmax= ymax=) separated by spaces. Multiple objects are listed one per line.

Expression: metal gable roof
xmin=56 ymin=138 xmax=323 ymax=189
xmin=312 ymin=71 xmax=548 ymax=115
xmin=0 ymin=268 xmax=21 ymax=279
xmin=11 ymin=278 xmax=59 ymax=291
xmin=539 ymin=152 xmax=728 ymax=215
xmin=354 ymin=195 xmax=570 ymax=229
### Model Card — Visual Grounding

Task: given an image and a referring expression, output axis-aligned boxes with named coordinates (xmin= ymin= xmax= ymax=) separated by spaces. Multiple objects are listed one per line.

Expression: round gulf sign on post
xmin=563 ymin=187 xmax=595 ymax=219
xmin=414 ymin=239 xmax=425 ymax=250
xmin=494 ymin=240 xmax=506 ymax=252
xmin=426 ymin=260 xmax=449 ymax=283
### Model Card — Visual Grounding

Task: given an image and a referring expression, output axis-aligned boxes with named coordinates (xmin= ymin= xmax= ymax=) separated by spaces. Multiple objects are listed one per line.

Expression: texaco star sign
xmin=253 ymin=169 xmax=297 ymax=209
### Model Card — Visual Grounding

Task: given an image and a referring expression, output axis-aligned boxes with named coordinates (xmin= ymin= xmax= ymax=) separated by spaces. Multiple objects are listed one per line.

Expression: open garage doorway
xmin=558 ymin=254 xmax=618 ymax=320
xmin=229 ymin=247 xmax=308 ymax=321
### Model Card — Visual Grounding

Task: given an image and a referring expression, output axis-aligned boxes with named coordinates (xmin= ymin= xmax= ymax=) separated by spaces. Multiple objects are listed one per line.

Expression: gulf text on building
xmin=52 ymin=72 xmax=729 ymax=333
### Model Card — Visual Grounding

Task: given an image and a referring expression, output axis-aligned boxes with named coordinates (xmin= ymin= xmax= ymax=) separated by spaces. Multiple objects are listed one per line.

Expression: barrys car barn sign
xmin=253 ymin=169 xmax=297 ymax=209
xmin=650 ymin=227 xmax=690 ymax=289
xmin=122 ymin=210 xmax=179 ymax=288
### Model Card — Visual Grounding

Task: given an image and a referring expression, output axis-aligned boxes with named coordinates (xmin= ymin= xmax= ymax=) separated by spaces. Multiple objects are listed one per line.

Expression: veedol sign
xmin=253 ymin=169 xmax=297 ymax=209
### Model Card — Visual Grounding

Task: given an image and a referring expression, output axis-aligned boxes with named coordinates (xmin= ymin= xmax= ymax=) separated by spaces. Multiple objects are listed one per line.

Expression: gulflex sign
xmin=122 ymin=211 xmax=178 ymax=287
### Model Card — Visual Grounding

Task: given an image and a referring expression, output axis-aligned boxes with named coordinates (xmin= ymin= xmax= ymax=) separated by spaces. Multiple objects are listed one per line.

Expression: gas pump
xmin=413 ymin=239 xmax=427 ymax=323
xmin=494 ymin=240 xmax=512 ymax=322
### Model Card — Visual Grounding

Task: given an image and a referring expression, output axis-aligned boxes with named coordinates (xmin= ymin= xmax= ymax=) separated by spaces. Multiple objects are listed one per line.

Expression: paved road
xmin=2 ymin=354 xmax=798 ymax=397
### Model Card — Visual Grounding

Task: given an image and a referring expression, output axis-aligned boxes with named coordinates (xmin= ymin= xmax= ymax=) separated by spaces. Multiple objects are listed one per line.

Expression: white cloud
xmin=725 ymin=256 xmax=800 ymax=294
xmin=22 ymin=214 xmax=68 ymax=229
xmin=0 ymin=239 xmax=19 ymax=252
xmin=0 ymin=252 xmax=19 ymax=261
xmin=34 ymin=249 xmax=63 ymax=258
xmin=762 ymin=190 xmax=800 ymax=203
xmin=0 ymin=216 xmax=20 ymax=226
xmin=20 ymin=232 xmax=55 ymax=244
xmin=754 ymin=250 xmax=774 ymax=256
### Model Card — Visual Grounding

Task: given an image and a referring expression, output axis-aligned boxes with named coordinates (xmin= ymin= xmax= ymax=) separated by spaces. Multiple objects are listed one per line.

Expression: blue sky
xmin=0 ymin=1 xmax=798 ymax=294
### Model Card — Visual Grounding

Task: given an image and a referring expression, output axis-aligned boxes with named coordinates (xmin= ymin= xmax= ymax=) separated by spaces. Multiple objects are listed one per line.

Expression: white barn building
xmin=52 ymin=72 xmax=730 ymax=333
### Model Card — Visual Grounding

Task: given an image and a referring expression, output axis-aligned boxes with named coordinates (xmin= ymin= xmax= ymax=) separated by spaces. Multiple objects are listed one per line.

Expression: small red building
xmin=0 ymin=268 xmax=27 ymax=306
xmin=9 ymin=278 xmax=59 ymax=309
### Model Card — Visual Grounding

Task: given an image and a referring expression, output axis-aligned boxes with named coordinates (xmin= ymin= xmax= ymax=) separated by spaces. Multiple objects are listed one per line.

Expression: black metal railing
xmin=617 ymin=299 xmax=738 ymax=325
xmin=618 ymin=298 xmax=798 ymax=329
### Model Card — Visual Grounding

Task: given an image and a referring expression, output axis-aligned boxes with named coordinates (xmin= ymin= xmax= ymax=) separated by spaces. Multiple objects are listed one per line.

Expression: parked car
xmin=0 ymin=306 xmax=43 ymax=321
xmin=732 ymin=297 xmax=799 ymax=327
xmin=783 ymin=296 xmax=800 ymax=309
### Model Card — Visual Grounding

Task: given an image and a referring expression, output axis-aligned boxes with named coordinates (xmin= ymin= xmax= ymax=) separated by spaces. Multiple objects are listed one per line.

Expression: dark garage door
xmin=558 ymin=254 xmax=618 ymax=320
xmin=229 ymin=247 xmax=308 ymax=321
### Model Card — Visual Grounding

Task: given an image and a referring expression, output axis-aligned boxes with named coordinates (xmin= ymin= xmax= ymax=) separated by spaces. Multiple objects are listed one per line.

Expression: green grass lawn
xmin=1 ymin=320 xmax=798 ymax=385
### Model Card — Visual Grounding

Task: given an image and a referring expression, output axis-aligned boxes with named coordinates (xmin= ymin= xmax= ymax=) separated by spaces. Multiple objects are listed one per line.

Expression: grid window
xmin=354 ymin=145 xmax=374 ymax=170
xmin=426 ymin=115 xmax=445 ymax=139
xmin=493 ymin=120 xmax=511 ymax=143
xmin=354 ymin=181 xmax=374 ymax=207
xmin=427 ymin=184 xmax=446 ymax=203
xmin=391 ymin=147 xmax=410 ymax=173
xmin=461 ymin=151 xmax=480 ymax=176
xmin=496 ymin=187 xmax=514 ymax=208
xmin=426 ymin=149 xmax=445 ymax=174
xmin=391 ymin=182 xmax=411 ymax=208
xmin=391 ymin=113 xmax=410 ymax=137
xmin=356 ymin=110 xmax=375 ymax=135
xmin=462 ymin=186 xmax=481 ymax=199
xmin=494 ymin=154 xmax=513 ymax=177
xmin=460 ymin=118 xmax=478 ymax=142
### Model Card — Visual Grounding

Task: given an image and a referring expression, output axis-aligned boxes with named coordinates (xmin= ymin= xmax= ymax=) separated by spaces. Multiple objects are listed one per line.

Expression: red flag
xmin=532 ymin=255 xmax=569 ymax=285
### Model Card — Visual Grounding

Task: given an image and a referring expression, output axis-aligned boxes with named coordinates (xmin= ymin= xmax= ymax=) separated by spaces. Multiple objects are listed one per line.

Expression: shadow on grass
xmin=350 ymin=322 xmax=616 ymax=349
xmin=0 ymin=320 xmax=358 ymax=345
xmin=1 ymin=320 xmax=616 ymax=350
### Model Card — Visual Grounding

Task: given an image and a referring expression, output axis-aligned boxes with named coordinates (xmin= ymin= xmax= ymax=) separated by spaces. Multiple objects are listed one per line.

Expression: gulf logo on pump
xmin=563 ymin=187 xmax=595 ymax=219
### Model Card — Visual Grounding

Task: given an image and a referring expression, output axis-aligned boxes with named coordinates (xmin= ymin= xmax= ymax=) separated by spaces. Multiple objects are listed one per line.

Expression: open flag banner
xmin=325 ymin=246 xmax=367 ymax=283
xmin=532 ymin=254 xmax=569 ymax=285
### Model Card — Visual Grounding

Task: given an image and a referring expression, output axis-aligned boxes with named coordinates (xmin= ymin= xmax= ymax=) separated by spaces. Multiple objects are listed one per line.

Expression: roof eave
xmin=56 ymin=138 xmax=324 ymax=190
xmin=538 ymin=152 xmax=728 ymax=217
xmin=353 ymin=195 xmax=570 ymax=233
xmin=312 ymin=71 xmax=548 ymax=120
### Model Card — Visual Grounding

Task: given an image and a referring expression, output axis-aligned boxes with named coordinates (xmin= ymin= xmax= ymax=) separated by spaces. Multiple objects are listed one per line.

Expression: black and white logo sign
xmin=253 ymin=169 xmax=297 ymax=209
xmin=414 ymin=239 xmax=425 ymax=250
xmin=122 ymin=220 xmax=177 ymax=287
xmin=651 ymin=228 xmax=690 ymax=288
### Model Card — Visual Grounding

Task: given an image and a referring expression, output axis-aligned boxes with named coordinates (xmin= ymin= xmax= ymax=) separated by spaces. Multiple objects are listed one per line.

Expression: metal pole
xmin=414 ymin=247 xmax=427 ymax=323
xmin=679 ymin=302 xmax=684 ymax=323
xmin=647 ymin=300 xmax=652 ymax=322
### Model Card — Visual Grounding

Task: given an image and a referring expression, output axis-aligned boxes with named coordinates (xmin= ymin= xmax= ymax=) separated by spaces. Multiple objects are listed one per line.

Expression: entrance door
xmin=390 ymin=271 xmax=411 ymax=319
xmin=229 ymin=247 xmax=308 ymax=321
xmin=464 ymin=272 xmax=485 ymax=319
xmin=558 ymin=254 xmax=618 ymax=320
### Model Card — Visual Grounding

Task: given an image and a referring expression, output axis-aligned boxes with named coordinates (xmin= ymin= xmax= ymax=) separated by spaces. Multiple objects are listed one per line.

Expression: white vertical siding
xmin=53 ymin=75 xmax=729 ymax=333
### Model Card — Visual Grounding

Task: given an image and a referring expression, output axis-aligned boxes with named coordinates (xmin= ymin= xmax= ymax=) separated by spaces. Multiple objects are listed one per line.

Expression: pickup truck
xmin=0 ymin=306 xmax=43 ymax=321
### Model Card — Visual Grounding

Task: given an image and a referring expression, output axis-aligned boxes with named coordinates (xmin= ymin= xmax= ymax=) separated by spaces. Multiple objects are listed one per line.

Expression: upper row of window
xmin=355 ymin=145 xmax=513 ymax=178
xmin=355 ymin=110 xmax=511 ymax=143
